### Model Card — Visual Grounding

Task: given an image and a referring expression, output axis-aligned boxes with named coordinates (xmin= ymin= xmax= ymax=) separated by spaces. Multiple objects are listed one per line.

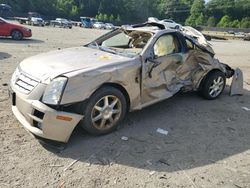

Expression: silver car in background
xmin=93 ymin=22 xmax=105 ymax=29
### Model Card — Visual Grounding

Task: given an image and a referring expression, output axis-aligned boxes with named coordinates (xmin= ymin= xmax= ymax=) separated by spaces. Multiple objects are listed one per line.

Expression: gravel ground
xmin=0 ymin=25 xmax=250 ymax=188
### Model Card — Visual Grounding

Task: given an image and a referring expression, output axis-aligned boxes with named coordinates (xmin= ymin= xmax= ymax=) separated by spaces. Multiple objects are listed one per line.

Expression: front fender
xmin=60 ymin=61 xmax=142 ymax=110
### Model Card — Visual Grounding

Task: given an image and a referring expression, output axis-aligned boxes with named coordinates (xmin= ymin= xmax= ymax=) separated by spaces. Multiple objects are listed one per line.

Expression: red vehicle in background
xmin=0 ymin=17 xmax=32 ymax=40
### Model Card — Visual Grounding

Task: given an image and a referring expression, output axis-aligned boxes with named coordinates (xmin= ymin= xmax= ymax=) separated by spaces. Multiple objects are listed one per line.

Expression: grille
xmin=15 ymin=72 xmax=39 ymax=94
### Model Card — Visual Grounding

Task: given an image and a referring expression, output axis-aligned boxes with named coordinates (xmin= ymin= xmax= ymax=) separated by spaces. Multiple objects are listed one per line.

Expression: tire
xmin=82 ymin=86 xmax=127 ymax=135
xmin=11 ymin=30 xmax=23 ymax=40
xmin=175 ymin=25 xmax=180 ymax=30
xmin=199 ymin=71 xmax=226 ymax=100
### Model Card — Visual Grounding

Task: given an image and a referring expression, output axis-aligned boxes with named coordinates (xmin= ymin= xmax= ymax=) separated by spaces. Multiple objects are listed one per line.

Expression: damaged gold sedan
xmin=10 ymin=22 xmax=242 ymax=143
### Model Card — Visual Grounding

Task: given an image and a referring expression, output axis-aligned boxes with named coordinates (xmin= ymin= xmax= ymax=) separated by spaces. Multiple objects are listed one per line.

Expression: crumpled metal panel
xmin=142 ymin=49 xmax=226 ymax=104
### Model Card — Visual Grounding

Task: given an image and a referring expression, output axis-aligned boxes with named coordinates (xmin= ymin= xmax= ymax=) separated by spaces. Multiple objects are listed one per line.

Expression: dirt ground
xmin=0 ymin=25 xmax=250 ymax=188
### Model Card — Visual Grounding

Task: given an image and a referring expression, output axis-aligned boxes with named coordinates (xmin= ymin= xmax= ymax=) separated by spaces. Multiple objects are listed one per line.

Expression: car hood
xmin=19 ymin=47 xmax=131 ymax=82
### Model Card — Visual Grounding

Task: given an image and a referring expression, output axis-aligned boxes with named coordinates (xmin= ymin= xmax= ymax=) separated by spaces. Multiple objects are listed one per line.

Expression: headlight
xmin=11 ymin=67 xmax=21 ymax=84
xmin=23 ymin=28 xmax=31 ymax=32
xmin=42 ymin=77 xmax=67 ymax=105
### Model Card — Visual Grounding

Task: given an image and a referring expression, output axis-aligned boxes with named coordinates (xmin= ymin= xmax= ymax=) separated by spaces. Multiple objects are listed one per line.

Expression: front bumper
xmin=11 ymin=91 xmax=83 ymax=143
xmin=24 ymin=31 xmax=32 ymax=38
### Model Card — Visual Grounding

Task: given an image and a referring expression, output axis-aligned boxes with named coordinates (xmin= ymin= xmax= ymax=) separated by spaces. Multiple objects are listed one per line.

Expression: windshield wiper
xmin=88 ymin=42 xmax=118 ymax=55
xmin=99 ymin=46 xmax=118 ymax=55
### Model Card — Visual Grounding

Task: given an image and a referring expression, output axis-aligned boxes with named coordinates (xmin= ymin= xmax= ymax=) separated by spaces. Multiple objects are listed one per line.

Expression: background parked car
xmin=93 ymin=22 xmax=105 ymax=29
xmin=105 ymin=23 xmax=115 ymax=30
xmin=235 ymin=32 xmax=246 ymax=38
xmin=80 ymin=17 xmax=96 ymax=28
xmin=0 ymin=17 xmax=32 ymax=40
xmin=148 ymin=17 xmax=182 ymax=29
xmin=158 ymin=19 xmax=182 ymax=29
xmin=50 ymin=18 xmax=72 ymax=29
xmin=30 ymin=17 xmax=45 ymax=26
xmin=15 ymin=12 xmax=44 ymax=27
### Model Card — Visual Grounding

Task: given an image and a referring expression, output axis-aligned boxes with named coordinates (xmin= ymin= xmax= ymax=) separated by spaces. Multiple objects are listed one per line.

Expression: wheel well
xmin=198 ymin=69 xmax=224 ymax=90
xmin=100 ymin=83 xmax=131 ymax=112
xmin=11 ymin=29 xmax=23 ymax=36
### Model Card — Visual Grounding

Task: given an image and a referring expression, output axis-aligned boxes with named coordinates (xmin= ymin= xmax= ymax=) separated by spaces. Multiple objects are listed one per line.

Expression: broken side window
xmin=153 ymin=34 xmax=181 ymax=58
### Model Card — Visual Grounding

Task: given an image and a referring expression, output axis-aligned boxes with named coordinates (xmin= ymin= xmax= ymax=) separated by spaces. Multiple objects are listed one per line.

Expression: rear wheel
xmin=175 ymin=25 xmax=180 ymax=30
xmin=199 ymin=71 xmax=226 ymax=100
xmin=11 ymin=30 xmax=23 ymax=40
xmin=82 ymin=87 xmax=127 ymax=135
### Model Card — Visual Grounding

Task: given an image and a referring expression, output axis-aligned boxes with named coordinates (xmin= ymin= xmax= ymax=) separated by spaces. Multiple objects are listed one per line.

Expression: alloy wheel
xmin=91 ymin=95 xmax=122 ymax=130
xmin=209 ymin=76 xmax=225 ymax=98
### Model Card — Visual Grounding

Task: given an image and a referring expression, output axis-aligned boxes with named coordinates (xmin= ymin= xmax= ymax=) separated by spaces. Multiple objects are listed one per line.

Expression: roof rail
xmin=130 ymin=22 xmax=166 ymax=30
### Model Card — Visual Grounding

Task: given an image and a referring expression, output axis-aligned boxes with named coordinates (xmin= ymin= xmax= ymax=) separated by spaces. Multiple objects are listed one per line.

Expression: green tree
xmin=207 ymin=16 xmax=216 ymax=27
xmin=196 ymin=13 xmax=205 ymax=26
xmin=231 ymin=20 xmax=240 ymax=28
xmin=109 ymin=14 xmax=114 ymax=22
xmin=115 ymin=14 xmax=121 ymax=24
xmin=161 ymin=0 xmax=190 ymax=23
xmin=217 ymin=15 xmax=231 ymax=27
xmin=240 ymin=17 xmax=250 ymax=28
xmin=103 ymin=13 xmax=108 ymax=21
xmin=70 ymin=5 xmax=78 ymax=17
xmin=185 ymin=0 xmax=205 ymax=26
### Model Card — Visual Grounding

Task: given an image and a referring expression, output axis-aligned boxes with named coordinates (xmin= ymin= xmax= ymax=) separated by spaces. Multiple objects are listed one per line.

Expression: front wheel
xmin=11 ymin=30 xmax=23 ymax=40
xmin=199 ymin=71 xmax=226 ymax=100
xmin=82 ymin=87 xmax=127 ymax=135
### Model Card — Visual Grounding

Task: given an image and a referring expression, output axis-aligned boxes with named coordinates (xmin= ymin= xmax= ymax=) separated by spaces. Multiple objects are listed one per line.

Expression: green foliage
xmin=185 ymin=0 xmax=205 ymax=26
xmin=207 ymin=16 xmax=216 ymax=27
xmin=115 ymin=15 xmax=121 ymax=24
xmin=0 ymin=0 xmax=250 ymax=27
xmin=231 ymin=20 xmax=240 ymax=28
xmin=217 ymin=15 xmax=231 ymax=28
xmin=109 ymin=14 xmax=114 ymax=22
xmin=240 ymin=17 xmax=250 ymax=28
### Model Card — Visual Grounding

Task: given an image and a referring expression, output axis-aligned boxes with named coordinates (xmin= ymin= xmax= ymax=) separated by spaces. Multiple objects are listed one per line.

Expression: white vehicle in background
xmin=15 ymin=12 xmax=45 ymax=27
xmin=30 ymin=17 xmax=45 ymax=26
xmin=234 ymin=32 xmax=246 ymax=38
xmin=93 ymin=22 xmax=105 ymax=29
xmin=159 ymin=19 xmax=182 ymax=29
xmin=105 ymin=23 xmax=115 ymax=30
xmin=148 ymin=17 xmax=182 ymax=29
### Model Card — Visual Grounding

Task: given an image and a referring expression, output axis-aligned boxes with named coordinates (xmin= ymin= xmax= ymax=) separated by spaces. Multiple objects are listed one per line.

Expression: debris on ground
xmin=121 ymin=136 xmax=129 ymax=141
xmin=149 ymin=171 xmax=156 ymax=175
xmin=158 ymin=158 xmax=170 ymax=166
xmin=242 ymin=107 xmax=250 ymax=111
xmin=63 ymin=158 xmax=80 ymax=172
xmin=156 ymin=128 xmax=169 ymax=136
xmin=146 ymin=160 xmax=153 ymax=166
xmin=58 ymin=181 xmax=65 ymax=188
xmin=48 ymin=164 xmax=64 ymax=168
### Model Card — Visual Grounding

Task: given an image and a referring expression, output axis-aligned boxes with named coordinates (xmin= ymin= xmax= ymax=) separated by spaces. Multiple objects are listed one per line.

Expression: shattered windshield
xmin=88 ymin=29 xmax=153 ymax=58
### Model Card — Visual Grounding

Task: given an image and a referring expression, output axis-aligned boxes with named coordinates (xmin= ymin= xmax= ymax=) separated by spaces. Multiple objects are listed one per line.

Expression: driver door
xmin=0 ymin=19 xmax=7 ymax=36
xmin=142 ymin=33 xmax=184 ymax=104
